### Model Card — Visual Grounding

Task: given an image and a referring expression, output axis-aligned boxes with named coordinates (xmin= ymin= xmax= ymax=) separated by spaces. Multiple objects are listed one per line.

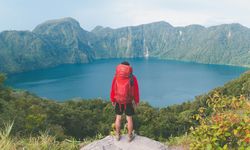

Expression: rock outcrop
xmin=81 ymin=135 xmax=168 ymax=150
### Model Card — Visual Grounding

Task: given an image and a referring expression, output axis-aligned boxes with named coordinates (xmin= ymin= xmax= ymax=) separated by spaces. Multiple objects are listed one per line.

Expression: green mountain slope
xmin=33 ymin=17 xmax=94 ymax=62
xmin=0 ymin=18 xmax=93 ymax=73
xmin=92 ymin=22 xmax=250 ymax=67
xmin=0 ymin=31 xmax=56 ymax=72
xmin=0 ymin=18 xmax=250 ymax=73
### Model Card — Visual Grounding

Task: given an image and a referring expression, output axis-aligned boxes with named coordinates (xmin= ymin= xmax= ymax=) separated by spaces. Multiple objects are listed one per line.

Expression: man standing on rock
xmin=110 ymin=61 xmax=140 ymax=142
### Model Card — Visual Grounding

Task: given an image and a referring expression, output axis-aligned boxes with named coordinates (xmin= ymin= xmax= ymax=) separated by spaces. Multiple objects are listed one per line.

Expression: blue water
xmin=5 ymin=58 xmax=248 ymax=107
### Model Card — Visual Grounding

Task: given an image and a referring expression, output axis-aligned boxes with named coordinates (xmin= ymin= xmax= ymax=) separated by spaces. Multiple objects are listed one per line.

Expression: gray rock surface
xmin=81 ymin=135 xmax=168 ymax=150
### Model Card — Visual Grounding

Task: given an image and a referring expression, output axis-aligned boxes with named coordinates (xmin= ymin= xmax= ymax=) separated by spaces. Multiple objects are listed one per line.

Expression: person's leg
xmin=125 ymin=103 xmax=135 ymax=142
xmin=125 ymin=103 xmax=135 ymax=135
xmin=115 ymin=103 xmax=123 ymax=136
xmin=115 ymin=115 xmax=122 ymax=135
xmin=126 ymin=115 xmax=133 ymax=135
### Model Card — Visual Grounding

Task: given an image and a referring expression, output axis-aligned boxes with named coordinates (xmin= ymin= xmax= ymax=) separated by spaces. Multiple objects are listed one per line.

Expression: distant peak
xmin=142 ymin=21 xmax=173 ymax=28
xmin=226 ymin=23 xmax=248 ymax=29
xmin=91 ymin=26 xmax=113 ymax=34
xmin=91 ymin=25 xmax=104 ymax=32
xmin=153 ymin=20 xmax=170 ymax=25
xmin=41 ymin=17 xmax=79 ymax=25
xmin=33 ymin=17 xmax=83 ymax=33
xmin=185 ymin=24 xmax=205 ymax=29
xmin=208 ymin=22 xmax=247 ymax=30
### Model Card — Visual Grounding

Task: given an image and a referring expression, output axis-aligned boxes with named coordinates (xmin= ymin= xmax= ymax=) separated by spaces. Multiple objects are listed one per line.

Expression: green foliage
xmin=0 ymin=74 xmax=6 ymax=85
xmin=0 ymin=71 xmax=250 ymax=149
xmin=0 ymin=121 xmax=14 ymax=150
xmin=166 ymin=133 xmax=190 ymax=150
xmin=110 ymin=123 xmax=130 ymax=136
xmin=220 ymin=71 xmax=250 ymax=97
xmin=0 ymin=122 xmax=82 ymax=150
xmin=0 ymin=86 xmax=194 ymax=142
xmin=190 ymin=93 xmax=250 ymax=149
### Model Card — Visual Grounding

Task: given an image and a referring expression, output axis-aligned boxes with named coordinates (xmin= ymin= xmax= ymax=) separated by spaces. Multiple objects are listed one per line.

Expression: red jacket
xmin=110 ymin=75 xmax=140 ymax=104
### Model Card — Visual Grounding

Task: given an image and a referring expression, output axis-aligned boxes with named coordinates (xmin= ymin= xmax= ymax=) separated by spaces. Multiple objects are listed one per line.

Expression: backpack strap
xmin=130 ymin=73 xmax=134 ymax=86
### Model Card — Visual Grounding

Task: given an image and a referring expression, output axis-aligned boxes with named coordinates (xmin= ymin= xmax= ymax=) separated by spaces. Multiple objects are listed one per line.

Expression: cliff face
xmin=0 ymin=30 xmax=56 ymax=73
xmin=1 ymin=17 xmax=250 ymax=73
xmin=0 ymin=18 xmax=93 ymax=73
xmin=33 ymin=17 xmax=94 ymax=63
xmin=91 ymin=22 xmax=250 ymax=67
xmin=91 ymin=21 xmax=174 ymax=59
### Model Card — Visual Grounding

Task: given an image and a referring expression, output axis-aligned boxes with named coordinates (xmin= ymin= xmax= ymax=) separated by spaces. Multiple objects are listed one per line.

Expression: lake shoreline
xmin=5 ymin=58 xmax=248 ymax=107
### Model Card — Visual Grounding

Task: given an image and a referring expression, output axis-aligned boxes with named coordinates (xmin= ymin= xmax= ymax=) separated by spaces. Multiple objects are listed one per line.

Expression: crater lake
xmin=5 ymin=58 xmax=249 ymax=107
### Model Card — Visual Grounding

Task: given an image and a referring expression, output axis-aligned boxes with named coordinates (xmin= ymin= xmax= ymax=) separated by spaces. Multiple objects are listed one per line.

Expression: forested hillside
xmin=1 ymin=17 xmax=250 ymax=73
xmin=0 ymin=71 xmax=249 ymax=149
xmin=0 ymin=18 xmax=93 ymax=73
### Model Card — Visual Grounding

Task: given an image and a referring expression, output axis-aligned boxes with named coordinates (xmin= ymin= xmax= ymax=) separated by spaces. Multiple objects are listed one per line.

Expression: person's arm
xmin=110 ymin=77 xmax=116 ymax=105
xmin=133 ymin=75 xmax=140 ymax=105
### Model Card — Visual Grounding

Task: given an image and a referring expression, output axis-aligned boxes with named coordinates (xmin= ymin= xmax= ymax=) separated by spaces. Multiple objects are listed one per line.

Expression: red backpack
xmin=114 ymin=64 xmax=134 ymax=104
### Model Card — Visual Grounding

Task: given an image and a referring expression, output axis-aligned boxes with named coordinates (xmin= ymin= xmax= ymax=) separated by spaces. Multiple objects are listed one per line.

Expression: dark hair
xmin=121 ymin=61 xmax=130 ymax=66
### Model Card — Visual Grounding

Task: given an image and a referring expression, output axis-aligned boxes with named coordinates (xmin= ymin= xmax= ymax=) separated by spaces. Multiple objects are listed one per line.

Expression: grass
xmin=166 ymin=132 xmax=190 ymax=150
xmin=0 ymin=121 xmax=94 ymax=150
xmin=0 ymin=121 xmax=14 ymax=150
xmin=1 ymin=121 xmax=191 ymax=150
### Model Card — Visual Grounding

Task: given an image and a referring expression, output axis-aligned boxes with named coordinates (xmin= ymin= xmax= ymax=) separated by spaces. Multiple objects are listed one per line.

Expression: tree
xmin=242 ymin=79 xmax=250 ymax=99
xmin=0 ymin=73 xmax=6 ymax=85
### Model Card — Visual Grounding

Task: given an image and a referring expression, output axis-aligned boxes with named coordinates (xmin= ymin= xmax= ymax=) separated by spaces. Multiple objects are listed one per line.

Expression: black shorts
xmin=115 ymin=103 xmax=135 ymax=116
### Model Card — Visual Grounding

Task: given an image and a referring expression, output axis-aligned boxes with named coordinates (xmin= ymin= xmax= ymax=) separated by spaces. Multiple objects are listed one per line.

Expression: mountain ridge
xmin=0 ymin=17 xmax=250 ymax=73
xmin=1 ymin=18 xmax=249 ymax=34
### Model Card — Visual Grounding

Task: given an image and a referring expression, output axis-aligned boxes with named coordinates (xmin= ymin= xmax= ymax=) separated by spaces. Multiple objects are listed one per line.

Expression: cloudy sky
xmin=0 ymin=0 xmax=249 ymax=32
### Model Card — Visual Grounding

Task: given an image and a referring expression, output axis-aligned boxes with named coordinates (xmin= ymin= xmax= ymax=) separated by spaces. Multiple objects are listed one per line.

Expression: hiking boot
xmin=127 ymin=133 xmax=135 ymax=142
xmin=115 ymin=133 xmax=121 ymax=141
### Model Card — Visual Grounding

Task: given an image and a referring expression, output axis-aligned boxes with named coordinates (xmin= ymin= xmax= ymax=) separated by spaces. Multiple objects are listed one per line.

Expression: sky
xmin=0 ymin=0 xmax=249 ymax=32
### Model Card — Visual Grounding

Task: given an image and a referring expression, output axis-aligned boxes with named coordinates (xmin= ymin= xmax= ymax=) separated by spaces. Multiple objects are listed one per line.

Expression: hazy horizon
xmin=0 ymin=0 xmax=250 ymax=32
xmin=0 ymin=17 xmax=249 ymax=33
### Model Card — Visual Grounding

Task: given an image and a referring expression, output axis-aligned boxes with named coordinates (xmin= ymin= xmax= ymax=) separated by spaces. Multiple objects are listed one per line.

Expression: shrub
xmin=190 ymin=93 xmax=250 ymax=149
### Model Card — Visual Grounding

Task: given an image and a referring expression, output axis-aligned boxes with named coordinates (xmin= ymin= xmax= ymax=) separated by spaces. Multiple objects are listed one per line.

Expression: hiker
xmin=110 ymin=61 xmax=140 ymax=142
